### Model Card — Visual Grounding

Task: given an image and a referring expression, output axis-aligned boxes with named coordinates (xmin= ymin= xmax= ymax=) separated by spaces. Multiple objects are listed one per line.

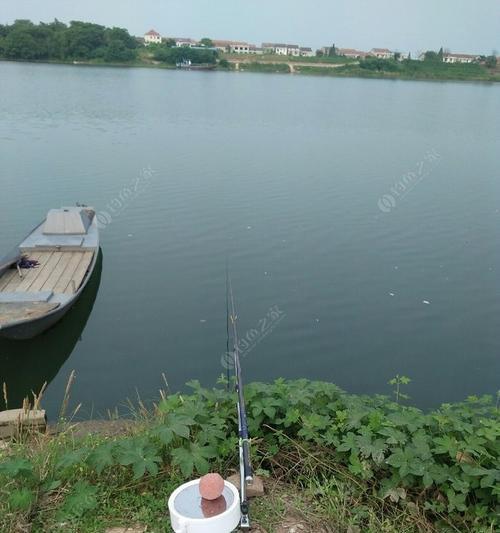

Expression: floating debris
xmin=200 ymin=319 xmax=207 ymax=323
xmin=389 ymin=292 xmax=395 ymax=296
xmin=422 ymin=300 xmax=430 ymax=305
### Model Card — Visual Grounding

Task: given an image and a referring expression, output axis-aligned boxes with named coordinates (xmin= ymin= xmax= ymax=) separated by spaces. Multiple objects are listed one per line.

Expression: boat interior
xmin=0 ymin=250 xmax=94 ymax=327
xmin=0 ymin=207 xmax=97 ymax=330
xmin=0 ymin=250 xmax=94 ymax=295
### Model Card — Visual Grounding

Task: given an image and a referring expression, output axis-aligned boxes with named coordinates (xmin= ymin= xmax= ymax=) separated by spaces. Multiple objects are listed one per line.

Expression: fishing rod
xmin=226 ymin=270 xmax=253 ymax=530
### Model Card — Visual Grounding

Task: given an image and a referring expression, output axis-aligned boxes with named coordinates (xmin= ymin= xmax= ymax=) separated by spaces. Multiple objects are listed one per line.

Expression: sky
xmin=1 ymin=0 xmax=499 ymax=56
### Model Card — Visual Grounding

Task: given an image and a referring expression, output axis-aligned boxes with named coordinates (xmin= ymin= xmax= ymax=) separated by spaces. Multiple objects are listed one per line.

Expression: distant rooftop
xmin=145 ymin=29 xmax=160 ymax=37
xmin=213 ymin=39 xmax=249 ymax=46
xmin=444 ymin=52 xmax=480 ymax=59
xmin=262 ymin=43 xmax=299 ymax=49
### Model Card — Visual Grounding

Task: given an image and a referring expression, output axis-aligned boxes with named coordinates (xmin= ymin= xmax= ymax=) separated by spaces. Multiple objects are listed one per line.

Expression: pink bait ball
xmin=199 ymin=473 xmax=225 ymax=501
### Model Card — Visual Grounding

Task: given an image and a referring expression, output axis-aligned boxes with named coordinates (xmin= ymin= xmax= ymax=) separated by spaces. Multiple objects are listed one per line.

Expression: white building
xmin=144 ymin=29 xmax=162 ymax=46
xmin=443 ymin=53 xmax=479 ymax=64
xmin=230 ymin=42 xmax=250 ymax=54
xmin=300 ymin=47 xmax=315 ymax=57
xmin=175 ymin=38 xmax=198 ymax=48
xmin=212 ymin=40 xmax=252 ymax=54
xmin=370 ymin=48 xmax=394 ymax=59
xmin=262 ymin=43 xmax=300 ymax=56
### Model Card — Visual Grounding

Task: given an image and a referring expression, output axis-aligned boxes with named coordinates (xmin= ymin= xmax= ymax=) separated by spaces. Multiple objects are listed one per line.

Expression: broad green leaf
xmin=58 ymin=481 xmax=98 ymax=519
xmin=87 ymin=443 xmax=115 ymax=474
xmin=171 ymin=446 xmax=194 ymax=478
xmin=56 ymin=448 xmax=89 ymax=470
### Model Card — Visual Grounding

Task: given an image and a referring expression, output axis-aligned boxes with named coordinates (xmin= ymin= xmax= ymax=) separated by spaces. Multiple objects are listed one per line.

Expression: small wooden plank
xmin=0 ymin=409 xmax=46 ymax=439
xmin=0 ymin=302 xmax=60 ymax=326
xmin=0 ymin=270 xmax=17 ymax=291
xmin=64 ymin=251 xmax=94 ymax=294
xmin=53 ymin=253 xmax=83 ymax=294
xmin=13 ymin=252 xmax=50 ymax=293
xmin=29 ymin=252 xmax=63 ymax=292
xmin=41 ymin=253 xmax=72 ymax=292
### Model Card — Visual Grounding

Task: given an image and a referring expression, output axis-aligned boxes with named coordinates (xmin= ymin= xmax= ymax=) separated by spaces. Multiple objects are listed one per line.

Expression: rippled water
xmin=0 ymin=61 xmax=499 ymax=416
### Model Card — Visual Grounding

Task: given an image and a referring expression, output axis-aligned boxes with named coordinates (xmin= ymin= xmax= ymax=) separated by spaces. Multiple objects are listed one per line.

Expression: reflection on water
xmin=0 ymin=250 xmax=102 ymax=410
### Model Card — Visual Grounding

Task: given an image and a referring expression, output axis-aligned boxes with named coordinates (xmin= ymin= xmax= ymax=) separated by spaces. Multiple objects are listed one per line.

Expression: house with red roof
xmin=144 ymin=29 xmax=162 ymax=45
xmin=370 ymin=48 xmax=394 ymax=59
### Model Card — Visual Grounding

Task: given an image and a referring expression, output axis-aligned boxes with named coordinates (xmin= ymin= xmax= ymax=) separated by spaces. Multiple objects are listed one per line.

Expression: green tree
xmin=3 ymin=30 xmax=38 ymax=59
xmin=485 ymin=55 xmax=497 ymax=68
xmin=64 ymin=21 xmax=106 ymax=59
xmin=199 ymin=37 xmax=213 ymax=48
xmin=424 ymin=50 xmax=440 ymax=62
xmin=104 ymin=40 xmax=135 ymax=62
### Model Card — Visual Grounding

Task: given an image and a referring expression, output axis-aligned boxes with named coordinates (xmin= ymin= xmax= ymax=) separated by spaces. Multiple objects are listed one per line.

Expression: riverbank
xmin=0 ymin=379 xmax=498 ymax=532
xmin=2 ymin=52 xmax=500 ymax=83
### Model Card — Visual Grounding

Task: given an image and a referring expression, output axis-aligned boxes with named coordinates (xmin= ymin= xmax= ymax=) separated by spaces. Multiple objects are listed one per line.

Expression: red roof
xmin=145 ymin=29 xmax=160 ymax=37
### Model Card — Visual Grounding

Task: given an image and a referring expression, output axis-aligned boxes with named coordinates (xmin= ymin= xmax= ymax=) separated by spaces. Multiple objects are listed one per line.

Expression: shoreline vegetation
xmin=0 ymin=377 xmax=498 ymax=532
xmin=1 ymin=20 xmax=499 ymax=83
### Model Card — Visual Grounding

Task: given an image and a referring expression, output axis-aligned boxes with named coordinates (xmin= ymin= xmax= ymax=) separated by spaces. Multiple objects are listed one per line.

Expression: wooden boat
xmin=0 ymin=206 xmax=99 ymax=340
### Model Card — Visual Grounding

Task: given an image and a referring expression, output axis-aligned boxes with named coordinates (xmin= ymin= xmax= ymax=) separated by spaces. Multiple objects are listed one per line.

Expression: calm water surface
xmin=0 ymin=61 xmax=499 ymax=416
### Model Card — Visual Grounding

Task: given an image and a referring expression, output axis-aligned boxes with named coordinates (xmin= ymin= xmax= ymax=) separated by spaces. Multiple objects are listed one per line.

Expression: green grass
xmin=294 ymin=59 xmax=500 ymax=82
xmin=0 ymin=378 xmax=498 ymax=532
xmin=238 ymin=62 xmax=291 ymax=73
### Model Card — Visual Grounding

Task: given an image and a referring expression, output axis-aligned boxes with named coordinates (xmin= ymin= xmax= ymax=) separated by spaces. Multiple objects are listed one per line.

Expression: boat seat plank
xmin=53 ymin=253 xmax=84 ymax=294
xmin=11 ymin=252 xmax=50 ymax=293
xmin=0 ymin=302 xmax=60 ymax=327
xmin=63 ymin=251 xmax=93 ymax=294
xmin=0 ymin=291 xmax=53 ymax=303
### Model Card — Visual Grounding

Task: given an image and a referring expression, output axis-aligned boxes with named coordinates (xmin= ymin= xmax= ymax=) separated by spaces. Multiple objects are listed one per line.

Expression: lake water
xmin=0 ymin=61 xmax=499 ymax=417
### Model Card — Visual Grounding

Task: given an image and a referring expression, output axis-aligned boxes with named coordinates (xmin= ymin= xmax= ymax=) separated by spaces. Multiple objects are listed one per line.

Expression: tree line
xmin=0 ymin=20 xmax=138 ymax=62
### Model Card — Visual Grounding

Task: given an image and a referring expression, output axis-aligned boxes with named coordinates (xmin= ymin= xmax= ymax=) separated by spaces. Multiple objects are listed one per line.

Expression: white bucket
xmin=168 ymin=479 xmax=241 ymax=533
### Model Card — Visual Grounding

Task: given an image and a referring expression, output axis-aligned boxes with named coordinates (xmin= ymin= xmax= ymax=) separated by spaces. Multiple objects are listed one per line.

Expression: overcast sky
xmin=1 ymin=0 xmax=499 ymax=55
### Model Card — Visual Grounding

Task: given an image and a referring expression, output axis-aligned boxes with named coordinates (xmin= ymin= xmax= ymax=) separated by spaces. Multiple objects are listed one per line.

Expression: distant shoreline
xmin=1 ymin=57 xmax=499 ymax=84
